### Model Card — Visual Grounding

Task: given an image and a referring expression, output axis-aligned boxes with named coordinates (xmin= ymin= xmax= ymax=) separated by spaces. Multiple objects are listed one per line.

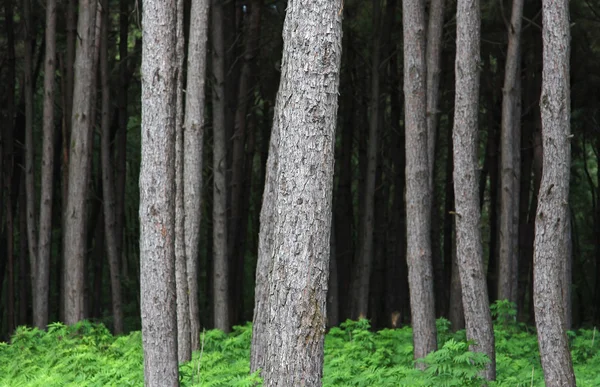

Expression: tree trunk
xmin=211 ymin=0 xmax=230 ymax=333
xmin=533 ymin=0 xmax=576 ymax=384
xmin=403 ymin=0 xmax=438 ymax=361
xmin=174 ymin=0 xmax=191 ymax=362
xmin=183 ymin=0 xmax=210 ymax=351
xmin=229 ymin=0 xmax=262 ymax=325
xmin=32 ymin=0 xmax=57 ymax=330
xmin=453 ymin=0 xmax=496 ymax=379
xmin=498 ymin=0 xmax=524 ymax=305
xmin=140 ymin=0 xmax=179 ymax=384
xmin=351 ymin=0 xmax=381 ymax=320
xmin=251 ymin=0 xmax=342 ymax=384
xmin=63 ymin=0 xmax=98 ymax=325
xmin=99 ymin=0 xmax=124 ymax=335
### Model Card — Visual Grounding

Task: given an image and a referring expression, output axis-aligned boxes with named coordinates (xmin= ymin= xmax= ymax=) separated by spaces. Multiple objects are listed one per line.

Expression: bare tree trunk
xmin=174 ymin=0 xmax=191 ymax=362
xmin=498 ymin=0 xmax=524 ymax=305
xmin=184 ymin=0 xmax=210 ymax=351
xmin=211 ymin=0 xmax=230 ymax=333
xmin=63 ymin=0 xmax=98 ymax=325
xmin=99 ymin=0 xmax=124 ymax=335
xmin=453 ymin=0 xmax=496 ymax=379
xmin=403 ymin=0 xmax=438 ymax=361
xmin=32 ymin=0 xmax=57 ymax=330
xmin=140 ymin=0 xmax=179 ymax=384
xmin=533 ymin=0 xmax=576 ymax=384
xmin=352 ymin=0 xmax=381 ymax=320
xmin=253 ymin=0 xmax=342 ymax=383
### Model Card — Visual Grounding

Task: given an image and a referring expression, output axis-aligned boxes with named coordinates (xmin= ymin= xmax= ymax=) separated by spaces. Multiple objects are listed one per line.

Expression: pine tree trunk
xmin=140 ymin=0 xmax=179 ymax=384
xmin=183 ymin=0 xmax=210 ymax=351
xmin=63 ymin=0 xmax=98 ymax=325
xmin=251 ymin=0 xmax=343 ymax=383
xmin=453 ymin=0 xmax=496 ymax=379
xmin=533 ymin=0 xmax=576 ymax=383
xmin=498 ymin=0 xmax=524 ymax=305
xmin=211 ymin=0 xmax=230 ymax=333
xmin=403 ymin=0 xmax=438 ymax=361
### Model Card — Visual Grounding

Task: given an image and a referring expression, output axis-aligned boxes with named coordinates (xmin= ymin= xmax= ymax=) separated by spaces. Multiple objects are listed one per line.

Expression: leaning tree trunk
xmin=140 ymin=0 xmax=179 ymax=385
xmin=63 ymin=0 xmax=98 ymax=325
xmin=211 ymin=0 xmax=230 ymax=333
xmin=403 ymin=0 xmax=438 ymax=361
xmin=498 ymin=0 xmax=524 ymax=305
xmin=183 ymin=0 xmax=210 ymax=351
xmin=251 ymin=0 xmax=343 ymax=384
xmin=453 ymin=0 xmax=496 ymax=379
xmin=533 ymin=0 xmax=576 ymax=384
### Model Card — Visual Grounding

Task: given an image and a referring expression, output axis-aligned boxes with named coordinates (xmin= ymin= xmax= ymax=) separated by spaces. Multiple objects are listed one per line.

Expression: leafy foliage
xmin=1 ymin=313 xmax=599 ymax=386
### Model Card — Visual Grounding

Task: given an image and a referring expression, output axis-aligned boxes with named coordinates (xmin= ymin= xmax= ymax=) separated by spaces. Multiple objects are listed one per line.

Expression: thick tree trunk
xmin=533 ymin=0 xmax=576 ymax=384
xmin=100 ymin=0 xmax=124 ymax=335
xmin=403 ymin=0 xmax=438 ymax=361
xmin=183 ymin=0 xmax=209 ymax=350
xmin=63 ymin=0 xmax=98 ymax=325
xmin=251 ymin=0 xmax=343 ymax=384
xmin=453 ymin=0 xmax=496 ymax=379
xmin=211 ymin=0 xmax=230 ymax=333
xmin=140 ymin=0 xmax=179 ymax=384
xmin=498 ymin=0 xmax=524 ymax=305
xmin=174 ymin=0 xmax=191 ymax=362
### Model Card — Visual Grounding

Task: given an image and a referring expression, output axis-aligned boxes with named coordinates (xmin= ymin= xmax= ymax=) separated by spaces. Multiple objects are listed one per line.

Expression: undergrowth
xmin=1 ymin=302 xmax=599 ymax=386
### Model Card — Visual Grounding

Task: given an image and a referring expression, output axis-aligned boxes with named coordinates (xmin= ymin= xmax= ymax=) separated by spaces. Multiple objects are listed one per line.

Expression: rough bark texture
xmin=352 ymin=0 xmax=380 ymax=320
xmin=252 ymin=0 xmax=343 ymax=384
xmin=183 ymin=0 xmax=209 ymax=351
xmin=140 ymin=0 xmax=180 ymax=385
xmin=498 ymin=0 xmax=524 ymax=304
xmin=211 ymin=0 xmax=230 ymax=332
xmin=99 ymin=0 xmax=124 ymax=335
xmin=174 ymin=0 xmax=191 ymax=362
xmin=63 ymin=0 xmax=98 ymax=325
xmin=403 ymin=0 xmax=438 ymax=361
xmin=453 ymin=0 xmax=496 ymax=379
xmin=534 ymin=0 xmax=576 ymax=383
xmin=34 ymin=0 xmax=57 ymax=330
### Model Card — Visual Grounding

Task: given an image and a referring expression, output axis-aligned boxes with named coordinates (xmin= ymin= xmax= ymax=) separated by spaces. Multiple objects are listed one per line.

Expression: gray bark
xmin=140 ymin=0 xmax=180 ymax=385
xmin=352 ymin=0 xmax=380 ymax=320
xmin=498 ymin=0 xmax=524 ymax=304
xmin=534 ymin=0 xmax=576 ymax=383
xmin=403 ymin=0 xmax=438 ymax=361
xmin=252 ymin=0 xmax=343 ymax=384
xmin=211 ymin=0 xmax=230 ymax=332
xmin=34 ymin=0 xmax=57 ymax=330
xmin=99 ymin=0 xmax=124 ymax=335
xmin=175 ymin=0 xmax=191 ymax=363
xmin=63 ymin=0 xmax=98 ymax=325
xmin=453 ymin=0 xmax=496 ymax=379
xmin=183 ymin=0 xmax=210 ymax=350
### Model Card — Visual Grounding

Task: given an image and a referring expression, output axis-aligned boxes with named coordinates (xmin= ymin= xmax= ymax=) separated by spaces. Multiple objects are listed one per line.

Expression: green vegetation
xmin=1 ymin=306 xmax=599 ymax=386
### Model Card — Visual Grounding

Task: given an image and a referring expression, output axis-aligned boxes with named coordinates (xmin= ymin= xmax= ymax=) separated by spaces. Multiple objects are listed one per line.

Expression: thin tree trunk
xmin=63 ymin=0 xmax=98 ymax=325
xmin=403 ymin=0 xmax=438 ymax=361
xmin=174 ymin=0 xmax=191 ymax=362
xmin=140 ymin=0 xmax=179 ymax=384
xmin=99 ymin=0 xmax=124 ymax=335
xmin=533 ymin=0 xmax=576 ymax=383
xmin=453 ymin=0 xmax=496 ymax=379
xmin=33 ymin=0 xmax=57 ymax=330
xmin=184 ymin=0 xmax=210 ymax=351
xmin=352 ymin=0 xmax=381 ymax=320
xmin=211 ymin=0 xmax=230 ymax=333
xmin=498 ymin=0 xmax=524 ymax=305
xmin=229 ymin=0 xmax=262 ymax=326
